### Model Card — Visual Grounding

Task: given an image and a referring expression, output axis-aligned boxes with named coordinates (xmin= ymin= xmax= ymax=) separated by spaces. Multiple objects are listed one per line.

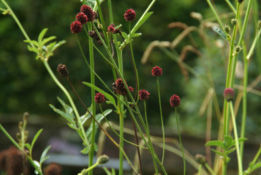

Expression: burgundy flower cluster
xmin=95 ymin=93 xmax=106 ymax=104
xmin=70 ymin=5 xmax=95 ymax=34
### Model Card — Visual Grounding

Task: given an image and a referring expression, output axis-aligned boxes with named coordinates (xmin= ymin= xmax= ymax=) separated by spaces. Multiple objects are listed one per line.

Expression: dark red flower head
xmin=128 ymin=86 xmax=134 ymax=93
xmin=223 ymin=88 xmax=235 ymax=102
xmin=70 ymin=21 xmax=82 ymax=34
xmin=57 ymin=64 xmax=69 ymax=77
xmin=139 ymin=89 xmax=150 ymax=101
xmin=43 ymin=163 xmax=62 ymax=175
xmin=170 ymin=94 xmax=180 ymax=108
xmin=107 ymin=24 xmax=115 ymax=33
xmin=76 ymin=12 xmax=88 ymax=24
xmin=152 ymin=66 xmax=163 ymax=76
xmin=95 ymin=93 xmax=106 ymax=104
xmin=124 ymin=9 xmax=136 ymax=22
xmin=80 ymin=5 xmax=95 ymax=22
xmin=115 ymin=78 xmax=128 ymax=95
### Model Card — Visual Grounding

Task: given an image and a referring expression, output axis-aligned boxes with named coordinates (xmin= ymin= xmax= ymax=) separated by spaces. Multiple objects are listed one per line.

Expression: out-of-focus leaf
xmin=31 ymin=129 xmax=43 ymax=152
xmin=206 ymin=140 xmax=224 ymax=149
xmin=132 ymin=12 xmax=153 ymax=34
xmin=83 ymin=82 xmax=116 ymax=107
xmin=40 ymin=145 xmax=51 ymax=164
xmin=38 ymin=28 xmax=48 ymax=43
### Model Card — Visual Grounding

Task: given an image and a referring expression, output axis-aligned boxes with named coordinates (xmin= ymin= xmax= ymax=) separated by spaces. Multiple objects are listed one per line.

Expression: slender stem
xmin=175 ymin=107 xmax=186 ymax=175
xmin=143 ymin=101 xmax=159 ymax=174
xmin=205 ymin=163 xmax=216 ymax=175
xmin=79 ymin=163 xmax=99 ymax=175
xmin=87 ymin=22 xmax=96 ymax=175
xmin=240 ymin=59 xmax=248 ymax=159
xmin=205 ymin=0 xmax=224 ymax=30
xmin=246 ymin=28 xmax=261 ymax=60
xmin=157 ymin=77 xmax=165 ymax=164
xmin=198 ymin=164 xmax=202 ymax=175
xmin=229 ymin=102 xmax=243 ymax=175
xmin=119 ymin=103 xmax=124 ymax=175
xmin=0 ymin=124 xmax=44 ymax=175
xmin=43 ymin=60 xmax=89 ymax=146
xmin=225 ymin=0 xmax=237 ymax=14
xmin=222 ymin=154 xmax=227 ymax=175
xmin=1 ymin=0 xmax=32 ymax=46
xmin=238 ymin=0 xmax=253 ymax=45
xmin=120 ymin=0 xmax=156 ymax=50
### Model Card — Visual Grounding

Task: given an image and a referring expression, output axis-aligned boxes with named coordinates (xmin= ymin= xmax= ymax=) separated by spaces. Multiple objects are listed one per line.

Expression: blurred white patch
xmin=215 ymin=39 xmax=224 ymax=48
xmin=235 ymin=61 xmax=244 ymax=79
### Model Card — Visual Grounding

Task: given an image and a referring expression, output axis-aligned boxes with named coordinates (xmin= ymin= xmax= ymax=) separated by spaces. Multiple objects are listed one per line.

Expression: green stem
xmin=175 ymin=107 xmax=186 ymax=175
xmin=222 ymin=156 xmax=227 ymax=175
xmin=118 ymin=104 xmax=124 ymax=175
xmin=0 ymin=124 xmax=43 ymax=175
xmin=1 ymin=0 xmax=32 ymax=46
xmin=198 ymin=164 xmax=202 ymax=175
xmin=229 ymin=102 xmax=243 ymax=175
xmin=225 ymin=0 xmax=236 ymax=14
xmin=144 ymin=101 xmax=159 ymax=174
xmin=120 ymin=0 xmax=156 ymax=50
xmin=43 ymin=61 xmax=89 ymax=147
xmin=78 ymin=163 xmax=99 ymax=175
xmin=205 ymin=0 xmax=224 ymax=30
xmin=240 ymin=59 xmax=248 ymax=159
xmin=205 ymin=163 xmax=216 ymax=175
xmin=87 ymin=22 xmax=96 ymax=175
xmin=157 ymin=77 xmax=165 ymax=164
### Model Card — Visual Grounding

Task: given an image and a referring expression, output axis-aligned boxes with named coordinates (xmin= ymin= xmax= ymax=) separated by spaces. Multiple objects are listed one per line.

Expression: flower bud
xmin=94 ymin=93 xmax=106 ymax=104
xmin=57 ymin=64 xmax=69 ymax=77
xmin=97 ymin=155 xmax=109 ymax=164
xmin=170 ymin=95 xmax=180 ymax=108
xmin=195 ymin=154 xmax=206 ymax=164
xmin=70 ymin=21 xmax=82 ymax=34
xmin=231 ymin=18 xmax=237 ymax=25
xmin=224 ymin=25 xmax=231 ymax=33
xmin=223 ymin=88 xmax=235 ymax=102
xmin=151 ymin=66 xmax=163 ymax=77
xmin=124 ymin=9 xmax=136 ymax=22
xmin=138 ymin=89 xmax=150 ymax=101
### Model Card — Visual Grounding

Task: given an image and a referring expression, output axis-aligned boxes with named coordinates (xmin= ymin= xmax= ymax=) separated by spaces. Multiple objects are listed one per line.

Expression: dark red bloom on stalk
xmin=107 ymin=24 xmax=115 ymax=33
xmin=115 ymin=78 xmax=128 ymax=95
xmin=57 ymin=64 xmax=69 ymax=77
xmin=170 ymin=94 xmax=180 ymax=108
xmin=124 ymin=9 xmax=136 ymax=21
xmin=43 ymin=163 xmax=62 ymax=175
xmin=223 ymin=88 xmax=235 ymax=102
xmin=128 ymin=86 xmax=134 ymax=93
xmin=80 ymin=5 xmax=95 ymax=22
xmin=70 ymin=21 xmax=82 ymax=34
xmin=151 ymin=66 xmax=163 ymax=76
xmin=76 ymin=12 xmax=88 ymax=24
xmin=138 ymin=89 xmax=150 ymax=101
xmin=95 ymin=93 xmax=106 ymax=104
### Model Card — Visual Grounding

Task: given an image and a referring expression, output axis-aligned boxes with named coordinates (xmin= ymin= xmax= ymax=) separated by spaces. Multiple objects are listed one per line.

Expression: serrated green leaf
xmin=132 ymin=12 xmax=153 ymax=34
xmin=210 ymin=149 xmax=225 ymax=156
xmin=121 ymin=32 xmax=128 ymax=40
xmin=49 ymin=104 xmax=75 ymax=124
xmin=238 ymin=138 xmax=248 ymax=142
xmin=224 ymin=135 xmax=234 ymax=149
xmin=38 ymin=28 xmax=48 ymax=43
xmin=206 ymin=140 xmax=225 ymax=149
xmin=31 ymin=129 xmax=43 ymax=153
xmin=81 ymin=145 xmax=90 ymax=154
xmin=83 ymin=82 xmax=116 ymax=107
xmin=85 ymin=109 xmax=112 ymax=139
xmin=227 ymin=147 xmax=236 ymax=154
xmin=40 ymin=145 xmax=51 ymax=164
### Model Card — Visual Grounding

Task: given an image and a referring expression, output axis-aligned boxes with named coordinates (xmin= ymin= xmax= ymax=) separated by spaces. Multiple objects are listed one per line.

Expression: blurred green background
xmin=0 ymin=0 xmax=261 ymax=138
